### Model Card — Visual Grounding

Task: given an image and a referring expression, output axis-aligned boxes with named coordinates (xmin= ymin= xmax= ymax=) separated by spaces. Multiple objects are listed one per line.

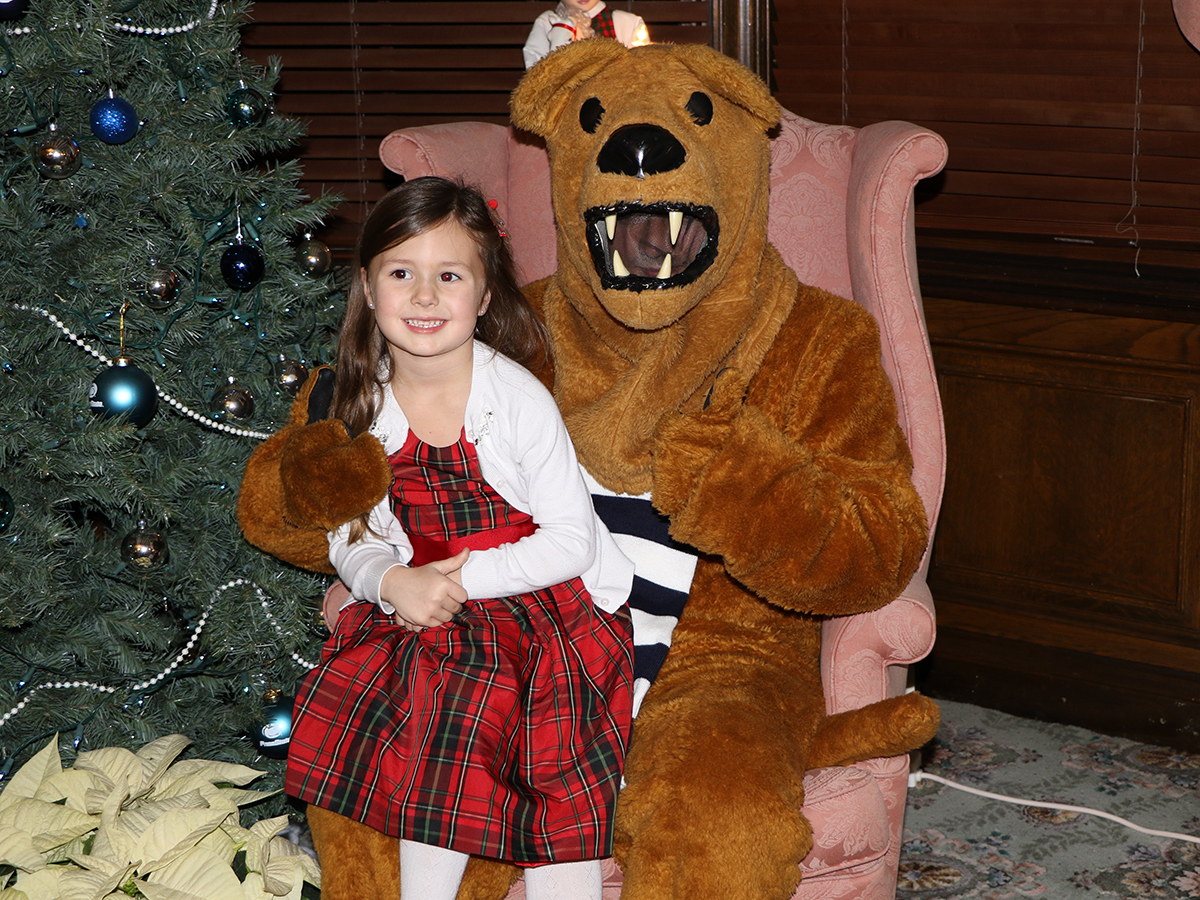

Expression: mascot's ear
xmin=511 ymin=39 xmax=628 ymax=138
xmin=670 ymin=44 xmax=781 ymax=133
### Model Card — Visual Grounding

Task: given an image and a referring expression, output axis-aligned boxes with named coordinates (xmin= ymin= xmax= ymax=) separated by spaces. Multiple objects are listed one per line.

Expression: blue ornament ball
xmin=253 ymin=690 xmax=294 ymax=759
xmin=89 ymin=359 xmax=158 ymax=428
xmin=0 ymin=0 xmax=30 ymax=22
xmin=90 ymin=96 xmax=139 ymax=144
xmin=225 ymin=87 xmax=270 ymax=128
xmin=220 ymin=243 xmax=265 ymax=290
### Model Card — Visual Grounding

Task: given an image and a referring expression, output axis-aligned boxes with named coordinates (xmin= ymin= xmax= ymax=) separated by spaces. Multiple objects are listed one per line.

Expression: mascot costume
xmin=239 ymin=40 xmax=940 ymax=900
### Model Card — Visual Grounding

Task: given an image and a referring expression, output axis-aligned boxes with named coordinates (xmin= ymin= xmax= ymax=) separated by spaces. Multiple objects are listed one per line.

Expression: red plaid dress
xmin=287 ymin=429 xmax=634 ymax=864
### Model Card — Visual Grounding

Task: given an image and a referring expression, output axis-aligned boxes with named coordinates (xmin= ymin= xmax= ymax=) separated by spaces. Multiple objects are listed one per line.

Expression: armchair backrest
xmin=379 ymin=111 xmax=948 ymax=543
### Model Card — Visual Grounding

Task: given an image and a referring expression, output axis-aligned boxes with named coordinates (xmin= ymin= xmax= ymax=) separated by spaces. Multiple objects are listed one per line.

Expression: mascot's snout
xmin=591 ymin=123 xmax=715 ymax=290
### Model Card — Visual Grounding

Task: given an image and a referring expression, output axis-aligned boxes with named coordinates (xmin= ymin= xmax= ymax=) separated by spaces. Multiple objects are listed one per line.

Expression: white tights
xmin=524 ymin=859 xmax=603 ymax=900
xmin=398 ymin=840 xmax=602 ymax=900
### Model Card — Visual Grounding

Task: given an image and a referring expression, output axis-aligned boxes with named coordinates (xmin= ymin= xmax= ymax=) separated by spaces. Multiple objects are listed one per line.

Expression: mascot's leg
xmin=307 ymin=805 xmax=399 ymax=900
xmin=613 ymin=566 xmax=822 ymax=900
xmin=306 ymin=805 xmax=520 ymax=900
xmin=454 ymin=858 xmax=522 ymax=900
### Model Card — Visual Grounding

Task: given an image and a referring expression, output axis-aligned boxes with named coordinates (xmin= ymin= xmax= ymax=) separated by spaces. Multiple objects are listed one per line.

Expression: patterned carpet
xmin=898 ymin=699 xmax=1200 ymax=900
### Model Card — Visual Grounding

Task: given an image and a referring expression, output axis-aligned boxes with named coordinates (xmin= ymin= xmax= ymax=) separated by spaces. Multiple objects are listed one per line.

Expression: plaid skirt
xmin=286 ymin=430 xmax=635 ymax=863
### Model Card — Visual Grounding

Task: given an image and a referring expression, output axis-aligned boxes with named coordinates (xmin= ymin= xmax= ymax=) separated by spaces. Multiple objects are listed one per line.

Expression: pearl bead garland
xmin=256 ymin=581 xmax=318 ymax=671
xmin=0 ymin=579 xmax=315 ymax=729
xmin=6 ymin=1 xmax=219 ymax=38
xmin=113 ymin=1 xmax=220 ymax=36
xmin=17 ymin=302 xmax=273 ymax=440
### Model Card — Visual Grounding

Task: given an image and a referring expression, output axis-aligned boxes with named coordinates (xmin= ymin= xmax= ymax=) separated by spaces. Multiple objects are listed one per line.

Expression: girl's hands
xmin=381 ymin=548 xmax=470 ymax=630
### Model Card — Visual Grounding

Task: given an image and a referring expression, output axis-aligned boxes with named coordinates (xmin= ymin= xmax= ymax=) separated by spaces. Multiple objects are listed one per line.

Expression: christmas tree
xmin=0 ymin=0 xmax=341 ymax=803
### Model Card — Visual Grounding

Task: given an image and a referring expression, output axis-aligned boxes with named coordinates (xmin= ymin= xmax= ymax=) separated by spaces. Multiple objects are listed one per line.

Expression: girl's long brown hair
xmin=330 ymin=176 xmax=549 ymax=439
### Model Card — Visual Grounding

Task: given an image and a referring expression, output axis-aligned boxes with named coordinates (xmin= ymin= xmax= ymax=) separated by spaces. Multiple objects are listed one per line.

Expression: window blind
xmin=243 ymin=1 xmax=712 ymax=252
xmin=773 ymin=0 xmax=1200 ymax=304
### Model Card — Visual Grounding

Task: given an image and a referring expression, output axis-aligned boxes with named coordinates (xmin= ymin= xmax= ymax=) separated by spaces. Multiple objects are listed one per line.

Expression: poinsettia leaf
xmin=147 ymin=845 xmax=245 ymax=900
xmin=74 ymin=748 xmax=144 ymax=801
xmin=0 ymin=799 xmax=99 ymax=853
xmin=262 ymin=855 xmax=318 ymax=897
xmin=137 ymin=880 xmax=209 ymax=900
xmin=0 ymin=738 xmax=62 ymax=812
xmin=0 ymin=823 xmax=46 ymax=872
xmin=153 ymin=762 xmax=264 ymax=798
xmin=135 ymin=736 xmax=193 ymax=795
xmin=136 ymin=807 xmax=230 ymax=874
xmin=9 ymin=865 xmax=65 ymax=899
xmin=243 ymin=817 xmax=288 ymax=875
xmin=238 ymin=871 xmax=274 ymax=900
xmin=57 ymin=860 xmax=135 ymax=900
xmin=36 ymin=769 xmax=107 ymax=815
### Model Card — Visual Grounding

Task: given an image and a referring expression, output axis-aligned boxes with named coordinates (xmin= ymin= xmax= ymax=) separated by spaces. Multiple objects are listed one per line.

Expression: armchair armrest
xmin=820 ymin=568 xmax=936 ymax=716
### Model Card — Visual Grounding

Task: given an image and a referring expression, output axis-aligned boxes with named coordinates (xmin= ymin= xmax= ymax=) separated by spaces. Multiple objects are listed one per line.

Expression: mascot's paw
xmin=650 ymin=366 xmax=747 ymax=518
xmin=237 ymin=366 xmax=390 ymax=572
xmin=278 ymin=417 xmax=390 ymax=531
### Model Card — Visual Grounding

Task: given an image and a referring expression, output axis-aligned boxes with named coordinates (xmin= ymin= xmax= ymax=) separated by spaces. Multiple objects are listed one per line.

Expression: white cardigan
xmin=329 ymin=343 xmax=634 ymax=614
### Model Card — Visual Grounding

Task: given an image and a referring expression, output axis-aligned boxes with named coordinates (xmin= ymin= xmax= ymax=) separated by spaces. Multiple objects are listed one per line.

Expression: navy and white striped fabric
xmin=584 ymin=471 xmax=699 ymax=716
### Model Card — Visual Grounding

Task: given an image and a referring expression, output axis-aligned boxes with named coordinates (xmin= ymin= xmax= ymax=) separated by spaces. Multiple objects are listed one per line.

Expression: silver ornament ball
xmin=141 ymin=268 xmax=180 ymax=310
xmin=120 ymin=521 xmax=168 ymax=571
xmin=296 ymin=237 xmax=332 ymax=277
xmin=215 ymin=379 xmax=256 ymax=420
xmin=33 ymin=134 xmax=82 ymax=179
xmin=274 ymin=357 xmax=308 ymax=396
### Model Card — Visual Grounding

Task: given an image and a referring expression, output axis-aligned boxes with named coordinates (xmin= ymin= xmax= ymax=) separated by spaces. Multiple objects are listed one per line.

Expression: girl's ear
xmin=478 ymin=290 xmax=491 ymax=317
xmin=361 ymin=268 xmax=375 ymax=309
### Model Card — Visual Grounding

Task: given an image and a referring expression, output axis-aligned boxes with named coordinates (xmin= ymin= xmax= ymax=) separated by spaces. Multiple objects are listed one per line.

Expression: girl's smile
xmin=362 ymin=218 xmax=491 ymax=370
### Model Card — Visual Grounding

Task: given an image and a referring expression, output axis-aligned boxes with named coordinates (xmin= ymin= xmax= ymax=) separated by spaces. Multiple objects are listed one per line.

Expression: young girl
xmin=285 ymin=177 xmax=635 ymax=900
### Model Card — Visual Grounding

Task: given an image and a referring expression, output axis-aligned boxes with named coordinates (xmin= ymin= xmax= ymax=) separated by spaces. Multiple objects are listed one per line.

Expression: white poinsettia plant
xmin=0 ymin=734 xmax=320 ymax=900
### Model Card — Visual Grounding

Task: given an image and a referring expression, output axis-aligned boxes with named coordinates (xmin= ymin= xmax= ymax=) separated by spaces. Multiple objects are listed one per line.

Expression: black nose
xmin=597 ymin=124 xmax=686 ymax=179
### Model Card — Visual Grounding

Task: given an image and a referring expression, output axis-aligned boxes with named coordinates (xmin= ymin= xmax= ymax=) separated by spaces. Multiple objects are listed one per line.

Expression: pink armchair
xmin=377 ymin=109 xmax=948 ymax=900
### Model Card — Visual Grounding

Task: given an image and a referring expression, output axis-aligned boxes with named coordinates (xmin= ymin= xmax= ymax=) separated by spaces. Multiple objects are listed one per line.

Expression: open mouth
xmin=586 ymin=202 xmax=718 ymax=292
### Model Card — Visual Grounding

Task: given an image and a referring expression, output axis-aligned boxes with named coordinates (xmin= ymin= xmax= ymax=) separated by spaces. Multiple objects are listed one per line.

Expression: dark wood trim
xmin=712 ymin=0 xmax=772 ymax=81
xmin=916 ymin=241 xmax=1200 ymax=321
xmin=916 ymin=628 xmax=1200 ymax=751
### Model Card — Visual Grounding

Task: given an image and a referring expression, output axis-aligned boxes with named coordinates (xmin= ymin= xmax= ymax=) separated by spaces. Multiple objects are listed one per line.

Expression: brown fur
xmin=237 ymin=366 xmax=390 ymax=573
xmin=237 ymin=40 xmax=939 ymax=900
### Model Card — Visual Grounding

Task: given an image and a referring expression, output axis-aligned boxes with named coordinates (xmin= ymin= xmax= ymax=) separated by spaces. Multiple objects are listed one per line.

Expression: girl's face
xmin=562 ymin=0 xmax=601 ymax=12
xmin=362 ymin=218 xmax=490 ymax=371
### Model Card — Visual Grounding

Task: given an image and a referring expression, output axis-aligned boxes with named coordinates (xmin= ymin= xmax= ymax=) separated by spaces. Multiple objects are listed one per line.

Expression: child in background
xmin=286 ymin=177 xmax=635 ymax=900
xmin=523 ymin=0 xmax=648 ymax=69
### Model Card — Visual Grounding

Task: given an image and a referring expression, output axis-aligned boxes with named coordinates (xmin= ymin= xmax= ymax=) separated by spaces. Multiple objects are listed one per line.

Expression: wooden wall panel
xmin=924 ymin=296 xmax=1200 ymax=747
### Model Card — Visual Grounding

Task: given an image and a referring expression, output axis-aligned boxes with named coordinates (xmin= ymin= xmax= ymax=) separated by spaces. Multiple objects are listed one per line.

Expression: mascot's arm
xmin=237 ymin=367 xmax=391 ymax=573
xmin=651 ymin=289 xmax=928 ymax=617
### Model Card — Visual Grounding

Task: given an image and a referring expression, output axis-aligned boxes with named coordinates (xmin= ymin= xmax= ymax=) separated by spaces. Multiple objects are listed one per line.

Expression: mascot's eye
xmin=686 ymin=91 xmax=713 ymax=126
xmin=580 ymin=97 xmax=605 ymax=134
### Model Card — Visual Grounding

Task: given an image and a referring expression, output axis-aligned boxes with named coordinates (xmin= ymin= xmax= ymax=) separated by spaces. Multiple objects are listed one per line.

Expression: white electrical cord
xmin=910 ymin=769 xmax=1200 ymax=845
